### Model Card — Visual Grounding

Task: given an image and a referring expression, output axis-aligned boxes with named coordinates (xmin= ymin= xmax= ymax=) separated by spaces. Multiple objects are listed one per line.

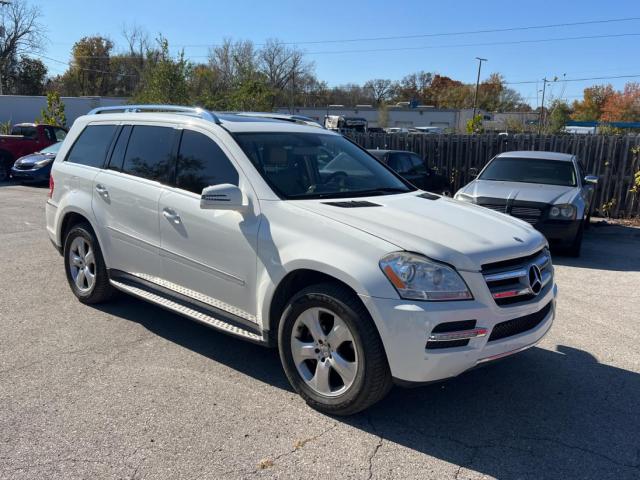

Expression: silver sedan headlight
xmin=379 ymin=252 xmax=473 ymax=301
xmin=549 ymin=204 xmax=576 ymax=219
xmin=454 ymin=193 xmax=475 ymax=203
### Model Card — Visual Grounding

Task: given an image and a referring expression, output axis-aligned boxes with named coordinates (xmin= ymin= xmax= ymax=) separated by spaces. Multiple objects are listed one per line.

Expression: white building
xmin=0 ymin=95 xmax=128 ymax=126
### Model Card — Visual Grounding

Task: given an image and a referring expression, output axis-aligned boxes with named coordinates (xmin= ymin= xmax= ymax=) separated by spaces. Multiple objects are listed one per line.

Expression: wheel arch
xmin=264 ymin=267 xmax=366 ymax=346
xmin=57 ymin=208 xmax=108 ymax=264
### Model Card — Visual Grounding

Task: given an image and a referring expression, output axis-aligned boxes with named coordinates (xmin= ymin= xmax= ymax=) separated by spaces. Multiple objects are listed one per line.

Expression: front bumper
xmin=535 ymin=219 xmax=581 ymax=246
xmin=360 ymin=272 xmax=557 ymax=384
xmin=10 ymin=165 xmax=50 ymax=183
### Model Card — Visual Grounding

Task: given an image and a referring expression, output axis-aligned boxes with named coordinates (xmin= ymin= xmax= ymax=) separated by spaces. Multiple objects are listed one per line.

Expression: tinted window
xmin=107 ymin=126 xmax=132 ymax=171
xmin=388 ymin=153 xmax=412 ymax=174
xmin=175 ymin=130 xmax=239 ymax=194
xmin=66 ymin=124 xmax=117 ymax=168
xmin=12 ymin=126 xmax=37 ymax=139
xmin=235 ymin=132 xmax=412 ymax=199
xmin=408 ymin=154 xmax=428 ymax=175
xmin=122 ymin=126 xmax=175 ymax=182
xmin=479 ymin=157 xmax=577 ymax=187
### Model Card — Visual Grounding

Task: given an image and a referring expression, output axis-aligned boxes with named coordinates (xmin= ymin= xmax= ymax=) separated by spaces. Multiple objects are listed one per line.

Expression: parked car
xmin=368 ymin=149 xmax=452 ymax=195
xmin=47 ymin=105 xmax=556 ymax=415
xmin=409 ymin=126 xmax=446 ymax=134
xmin=10 ymin=141 xmax=62 ymax=184
xmin=324 ymin=115 xmax=368 ymax=132
xmin=0 ymin=123 xmax=67 ymax=181
xmin=454 ymin=151 xmax=597 ymax=256
xmin=384 ymin=127 xmax=409 ymax=134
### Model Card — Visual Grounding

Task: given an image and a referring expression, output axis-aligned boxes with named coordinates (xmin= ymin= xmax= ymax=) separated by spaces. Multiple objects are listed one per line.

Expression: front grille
xmin=482 ymin=249 xmax=553 ymax=307
xmin=488 ymin=301 xmax=552 ymax=341
xmin=511 ymin=206 xmax=542 ymax=225
xmin=481 ymin=203 xmax=507 ymax=213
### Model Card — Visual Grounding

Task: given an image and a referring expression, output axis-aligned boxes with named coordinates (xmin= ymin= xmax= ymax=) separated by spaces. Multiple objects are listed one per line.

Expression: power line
xmin=176 ymin=16 xmax=640 ymax=47
xmin=505 ymin=73 xmax=640 ymax=85
xmin=304 ymin=32 xmax=640 ymax=55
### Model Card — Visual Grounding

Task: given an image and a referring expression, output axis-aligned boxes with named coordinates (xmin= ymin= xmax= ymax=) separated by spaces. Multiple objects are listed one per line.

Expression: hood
xmin=290 ymin=192 xmax=546 ymax=271
xmin=458 ymin=179 xmax=578 ymax=205
xmin=15 ymin=152 xmax=54 ymax=166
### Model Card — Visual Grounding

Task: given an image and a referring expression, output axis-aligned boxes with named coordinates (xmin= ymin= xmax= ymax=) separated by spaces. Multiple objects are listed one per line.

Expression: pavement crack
xmin=366 ymin=413 xmax=384 ymax=480
xmin=250 ymin=422 xmax=338 ymax=475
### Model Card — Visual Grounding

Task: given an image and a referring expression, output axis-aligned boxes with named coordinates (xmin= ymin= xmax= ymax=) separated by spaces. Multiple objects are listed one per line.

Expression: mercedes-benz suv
xmin=46 ymin=105 xmax=557 ymax=415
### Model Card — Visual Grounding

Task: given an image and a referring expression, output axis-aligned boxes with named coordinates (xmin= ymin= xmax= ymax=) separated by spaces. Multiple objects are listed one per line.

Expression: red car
xmin=0 ymin=123 xmax=67 ymax=181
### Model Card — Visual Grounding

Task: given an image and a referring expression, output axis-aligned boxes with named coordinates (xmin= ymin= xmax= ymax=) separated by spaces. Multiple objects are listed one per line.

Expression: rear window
xmin=66 ymin=124 xmax=118 ymax=168
xmin=11 ymin=126 xmax=38 ymax=139
xmin=121 ymin=125 xmax=175 ymax=183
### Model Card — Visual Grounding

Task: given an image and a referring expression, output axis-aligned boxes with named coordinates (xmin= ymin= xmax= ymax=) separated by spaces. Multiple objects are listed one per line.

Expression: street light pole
xmin=472 ymin=57 xmax=487 ymax=124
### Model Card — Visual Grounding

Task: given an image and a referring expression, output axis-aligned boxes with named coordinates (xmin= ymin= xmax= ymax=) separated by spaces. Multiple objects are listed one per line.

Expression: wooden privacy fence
xmin=345 ymin=132 xmax=640 ymax=218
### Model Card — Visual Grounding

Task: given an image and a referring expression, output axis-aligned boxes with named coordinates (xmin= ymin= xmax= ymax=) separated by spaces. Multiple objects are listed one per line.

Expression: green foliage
xmin=0 ymin=121 xmax=12 ymax=135
xmin=630 ymin=147 xmax=640 ymax=195
xmin=378 ymin=103 xmax=389 ymax=128
xmin=601 ymin=197 xmax=617 ymax=218
xmin=38 ymin=91 xmax=66 ymax=127
xmin=466 ymin=114 xmax=484 ymax=134
xmin=546 ymin=100 xmax=572 ymax=134
xmin=133 ymin=37 xmax=191 ymax=105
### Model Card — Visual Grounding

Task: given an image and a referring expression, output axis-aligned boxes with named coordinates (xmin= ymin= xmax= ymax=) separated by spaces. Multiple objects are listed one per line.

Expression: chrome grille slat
xmin=482 ymin=249 xmax=553 ymax=306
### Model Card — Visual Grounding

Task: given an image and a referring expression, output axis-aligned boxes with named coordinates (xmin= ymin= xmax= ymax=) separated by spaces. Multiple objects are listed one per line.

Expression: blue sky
xmin=34 ymin=0 xmax=640 ymax=106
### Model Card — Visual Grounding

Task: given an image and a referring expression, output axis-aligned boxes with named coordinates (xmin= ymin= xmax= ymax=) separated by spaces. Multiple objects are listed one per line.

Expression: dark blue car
xmin=10 ymin=142 xmax=62 ymax=184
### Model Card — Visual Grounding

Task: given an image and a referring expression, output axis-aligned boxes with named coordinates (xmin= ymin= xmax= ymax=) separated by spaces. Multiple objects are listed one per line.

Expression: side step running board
xmin=110 ymin=279 xmax=267 ymax=345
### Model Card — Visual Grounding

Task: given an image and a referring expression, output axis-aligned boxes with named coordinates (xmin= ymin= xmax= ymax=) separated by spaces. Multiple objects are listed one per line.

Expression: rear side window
xmin=122 ymin=126 xmax=175 ymax=183
xmin=175 ymin=130 xmax=238 ymax=194
xmin=66 ymin=124 xmax=117 ymax=168
xmin=11 ymin=126 xmax=38 ymax=139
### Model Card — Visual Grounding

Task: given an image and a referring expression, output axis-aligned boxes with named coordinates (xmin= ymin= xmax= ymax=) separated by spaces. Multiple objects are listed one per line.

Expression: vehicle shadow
xmin=552 ymin=223 xmax=640 ymax=272
xmin=97 ymin=297 xmax=640 ymax=479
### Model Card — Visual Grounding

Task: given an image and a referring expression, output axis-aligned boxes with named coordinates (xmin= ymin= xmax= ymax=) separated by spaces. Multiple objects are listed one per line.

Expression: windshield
xmin=479 ymin=157 xmax=577 ymax=187
xmin=40 ymin=142 xmax=62 ymax=154
xmin=234 ymin=132 xmax=413 ymax=199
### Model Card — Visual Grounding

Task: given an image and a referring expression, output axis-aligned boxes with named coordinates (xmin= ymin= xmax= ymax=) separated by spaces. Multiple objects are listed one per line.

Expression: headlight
xmin=549 ymin=204 xmax=576 ymax=219
xmin=379 ymin=252 xmax=473 ymax=301
xmin=34 ymin=157 xmax=54 ymax=168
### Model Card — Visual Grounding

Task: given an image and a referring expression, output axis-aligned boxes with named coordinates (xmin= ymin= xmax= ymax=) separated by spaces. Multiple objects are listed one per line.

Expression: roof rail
xmin=87 ymin=105 xmax=221 ymax=124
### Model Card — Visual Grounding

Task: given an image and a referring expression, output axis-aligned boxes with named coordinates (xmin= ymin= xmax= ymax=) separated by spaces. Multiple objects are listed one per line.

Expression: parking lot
xmin=0 ymin=183 xmax=639 ymax=480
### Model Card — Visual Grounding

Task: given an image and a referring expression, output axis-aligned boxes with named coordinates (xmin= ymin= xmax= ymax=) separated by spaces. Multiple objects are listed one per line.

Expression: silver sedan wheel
xmin=290 ymin=307 xmax=358 ymax=397
xmin=68 ymin=237 xmax=96 ymax=293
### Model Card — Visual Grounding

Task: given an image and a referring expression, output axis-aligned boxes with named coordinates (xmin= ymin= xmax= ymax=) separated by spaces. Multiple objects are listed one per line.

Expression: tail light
xmin=48 ymin=174 xmax=54 ymax=198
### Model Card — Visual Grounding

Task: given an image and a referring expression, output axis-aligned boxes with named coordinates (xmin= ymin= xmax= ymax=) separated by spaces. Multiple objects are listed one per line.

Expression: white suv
xmin=47 ymin=105 xmax=557 ymax=415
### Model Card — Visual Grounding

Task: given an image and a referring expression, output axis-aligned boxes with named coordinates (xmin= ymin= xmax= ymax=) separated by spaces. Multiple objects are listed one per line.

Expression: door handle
xmin=95 ymin=184 xmax=109 ymax=199
xmin=162 ymin=208 xmax=181 ymax=224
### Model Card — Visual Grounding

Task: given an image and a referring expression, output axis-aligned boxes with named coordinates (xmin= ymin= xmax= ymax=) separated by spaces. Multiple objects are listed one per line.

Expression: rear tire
xmin=63 ymin=223 xmax=114 ymax=304
xmin=278 ymin=283 xmax=392 ymax=416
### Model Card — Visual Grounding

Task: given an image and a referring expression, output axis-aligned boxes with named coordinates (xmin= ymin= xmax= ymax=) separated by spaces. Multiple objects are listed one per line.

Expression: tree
xmin=378 ymin=102 xmax=389 ymax=128
xmin=13 ymin=56 xmax=46 ymax=94
xmin=133 ymin=37 xmax=191 ymax=105
xmin=572 ymin=84 xmax=614 ymax=121
xmin=466 ymin=114 xmax=484 ymax=133
xmin=394 ymin=71 xmax=432 ymax=104
xmin=60 ymin=36 xmax=114 ymax=96
xmin=363 ymin=79 xmax=396 ymax=105
xmin=601 ymin=83 xmax=640 ymax=123
xmin=546 ymin=100 xmax=571 ymax=134
xmin=0 ymin=0 xmax=44 ymax=94
xmin=38 ymin=91 xmax=66 ymax=127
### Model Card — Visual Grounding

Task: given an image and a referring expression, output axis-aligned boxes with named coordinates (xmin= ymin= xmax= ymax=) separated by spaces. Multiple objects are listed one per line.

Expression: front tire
xmin=566 ymin=222 xmax=584 ymax=257
xmin=63 ymin=223 xmax=114 ymax=304
xmin=278 ymin=283 xmax=392 ymax=415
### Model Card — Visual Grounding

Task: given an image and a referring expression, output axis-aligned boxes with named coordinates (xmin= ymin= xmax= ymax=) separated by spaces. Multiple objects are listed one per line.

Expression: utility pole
xmin=538 ymin=78 xmax=548 ymax=135
xmin=472 ymin=57 xmax=487 ymax=125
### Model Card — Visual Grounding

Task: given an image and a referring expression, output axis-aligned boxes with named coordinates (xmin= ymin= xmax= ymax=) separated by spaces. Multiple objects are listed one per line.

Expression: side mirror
xmin=584 ymin=175 xmax=598 ymax=185
xmin=469 ymin=167 xmax=479 ymax=178
xmin=200 ymin=184 xmax=245 ymax=211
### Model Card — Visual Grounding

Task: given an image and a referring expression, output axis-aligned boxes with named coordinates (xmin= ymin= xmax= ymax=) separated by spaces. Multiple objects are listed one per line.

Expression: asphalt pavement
xmin=1 ymin=183 xmax=639 ymax=479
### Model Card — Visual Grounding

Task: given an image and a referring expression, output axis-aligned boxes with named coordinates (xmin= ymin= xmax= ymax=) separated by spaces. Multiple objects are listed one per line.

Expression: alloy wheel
xmin=290 ymin=307 xmax=358 ymax=397
xmin=68 ymin=237 xmax=96 ymax=293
